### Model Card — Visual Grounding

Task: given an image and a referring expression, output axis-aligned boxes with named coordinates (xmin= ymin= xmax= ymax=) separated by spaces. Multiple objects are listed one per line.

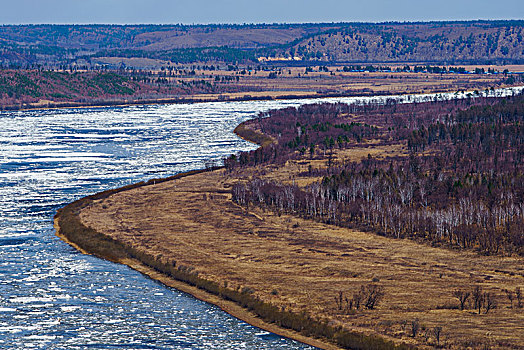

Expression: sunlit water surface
xmin=0 ymin=88 xmax=521 ymax=349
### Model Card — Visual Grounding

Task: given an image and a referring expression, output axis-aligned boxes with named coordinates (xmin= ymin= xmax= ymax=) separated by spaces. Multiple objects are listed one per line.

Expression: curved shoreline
xmin=53 ymin=168 xmax=342 ymax=350
xmin=52 ymin=111 xmax=351 ymax=348
xmin=53 ymin=215 xmax=339 ymax=350
xmin=54 ymin=116 xmax=413 ymax=349
xmin=52 ymin=89 xmax=524 ymax=349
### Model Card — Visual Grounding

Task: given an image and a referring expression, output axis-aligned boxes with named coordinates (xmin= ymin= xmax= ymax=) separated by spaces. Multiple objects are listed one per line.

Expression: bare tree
xmin=516 ymin=287 xmax=522 ymax=308
xmin=352 ymin=290 xmax=363 ymax=310
xmin=423 ymin=328 xmax=431 ymax=343
xmin=453 ymin=290 xmax=470 ymax=310
xmin=410 ymin=318 xmax=420 ymax=338
xmin=472 ymin=286 xmax=483 ymax=314
xmin=335 ymin=291 xmax=344 ymax=311
xmin=504 ymin=289 xmax=514 ymax=309
xmin=362 ymin=284 xmax=385 ymax=310
xmin=433 ymin=326 xmax=442 ymax=347
xmin=484 ymin=292 xmax=496 ymax=314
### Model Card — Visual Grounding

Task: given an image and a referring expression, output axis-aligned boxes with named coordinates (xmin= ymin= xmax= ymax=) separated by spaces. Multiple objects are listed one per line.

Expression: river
xmin=0 ymin=88 xmax=521 ymax=349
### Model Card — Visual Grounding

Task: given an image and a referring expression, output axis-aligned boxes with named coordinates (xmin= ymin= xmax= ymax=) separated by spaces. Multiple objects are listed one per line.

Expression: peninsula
xmin=55 ymin=91 xmax=524 ymax=349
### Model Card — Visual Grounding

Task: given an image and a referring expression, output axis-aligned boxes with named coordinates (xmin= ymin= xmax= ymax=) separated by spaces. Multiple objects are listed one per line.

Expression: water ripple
xmin=0 ymin=98 xmax=322 ymax=349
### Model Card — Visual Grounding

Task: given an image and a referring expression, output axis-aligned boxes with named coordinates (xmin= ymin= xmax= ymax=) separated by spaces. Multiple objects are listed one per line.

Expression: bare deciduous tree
xmin=484 ymin=292 xmax=496 ymax=314
xmin=362 ymin=284 xmax=385 ymax=310
xmin=504 ymin=289 xmax=514 ymax=309
xmin=516 ymin=287 xmax=522 ymax=308
xmin=352 ymin=290 xmax=363 ymax=310
xmin=472 ymin=286 xmax=483 ymax=314
xmin=410 ymin=318 xmax=420 ymax=338
xmin=433 ymin=326 xmax=442 ymax=347
xmin=453 ymin=290 xmax=470 ymax=310
xmin=335 ymin=291 xmax=344 ymax=311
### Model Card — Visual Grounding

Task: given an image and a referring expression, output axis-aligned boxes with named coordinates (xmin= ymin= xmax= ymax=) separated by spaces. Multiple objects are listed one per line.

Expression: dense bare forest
xmin=230 ymin=93 xmax=524 ymax=256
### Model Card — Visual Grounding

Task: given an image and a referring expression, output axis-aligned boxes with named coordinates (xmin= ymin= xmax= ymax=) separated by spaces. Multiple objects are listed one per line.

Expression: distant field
xmin=2 ymin=20 xmax=523 ymax=110
xmin=1 ymin=65 xmax=520 ymax=110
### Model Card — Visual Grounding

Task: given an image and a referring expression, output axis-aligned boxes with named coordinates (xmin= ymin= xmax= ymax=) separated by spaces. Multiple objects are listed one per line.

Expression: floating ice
xmin=0 ymin=308 xmax=16 ymax=312
xmin=2 ymin=88 xmax=521 ymax=349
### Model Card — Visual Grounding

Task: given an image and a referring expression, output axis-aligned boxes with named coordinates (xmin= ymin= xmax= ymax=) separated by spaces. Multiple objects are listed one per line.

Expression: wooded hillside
xmin=1 ymin=21 xmax=523 ymax=66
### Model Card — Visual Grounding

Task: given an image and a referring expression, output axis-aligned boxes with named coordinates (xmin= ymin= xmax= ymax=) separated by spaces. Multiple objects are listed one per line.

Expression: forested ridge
xmin=1 ymin=21 xmax=523 ymax=66
xmin=230 ymin=93 xmax=524 ymax=255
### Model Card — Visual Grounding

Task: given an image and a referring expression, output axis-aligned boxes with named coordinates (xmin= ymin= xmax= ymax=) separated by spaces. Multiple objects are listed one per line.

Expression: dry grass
xmin=247 ymin=141 xmax=408 ymax=187
xmin=78 ymin=165 xmax=524 ymax=349
xmin=176 ymin=68 xmax=514 ymax=99
xmin=8 ymin=65 xmax=520 ymax=111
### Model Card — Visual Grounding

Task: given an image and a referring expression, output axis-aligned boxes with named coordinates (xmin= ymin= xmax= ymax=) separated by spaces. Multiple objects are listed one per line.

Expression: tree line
xmin=229 ymin=93 xmax=524 ymax=255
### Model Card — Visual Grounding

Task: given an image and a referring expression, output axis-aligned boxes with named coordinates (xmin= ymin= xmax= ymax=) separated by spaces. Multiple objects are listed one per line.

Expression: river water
xmin=0 ymin=88 xmax=521 ymax=349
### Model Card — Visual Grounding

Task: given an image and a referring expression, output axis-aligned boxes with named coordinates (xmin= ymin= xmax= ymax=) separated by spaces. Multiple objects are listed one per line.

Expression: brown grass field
xmin=57 ymin=139 xmax=524 ymax=349
xmin=4 ymin=63 xmax=521 ymax=111
xmin=165 ymin=65 xmax=523 ymax=100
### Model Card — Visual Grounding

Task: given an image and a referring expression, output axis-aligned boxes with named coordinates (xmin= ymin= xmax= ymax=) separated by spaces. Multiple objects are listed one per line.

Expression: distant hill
xmin=0 ymin=21 xmax=523 ymax=66
xmin=286 ymin=21 xmax=524 ymax=64
xmin=0 ymin=70 xmax=192 ymax=108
